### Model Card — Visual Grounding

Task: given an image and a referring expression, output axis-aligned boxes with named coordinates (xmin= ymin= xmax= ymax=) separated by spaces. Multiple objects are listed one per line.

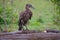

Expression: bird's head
xmin=26 ymin=4 xmax=35 ymax=9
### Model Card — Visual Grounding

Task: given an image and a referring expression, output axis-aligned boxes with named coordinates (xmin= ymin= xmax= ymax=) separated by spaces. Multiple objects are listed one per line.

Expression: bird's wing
xmin=19 ymin=11 xmax=25 ymax=19
xmin=29 ymin=11 xmax=32 ymax=20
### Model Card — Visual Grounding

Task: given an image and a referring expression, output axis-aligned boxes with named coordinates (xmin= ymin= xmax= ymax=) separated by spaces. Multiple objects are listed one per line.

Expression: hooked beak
xmin=31 ymin=6 xmax=35 ymax=9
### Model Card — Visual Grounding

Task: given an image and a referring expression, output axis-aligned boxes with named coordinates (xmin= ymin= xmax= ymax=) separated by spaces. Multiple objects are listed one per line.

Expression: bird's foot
xmin=26 ymin=28 xmax=29 ymax=31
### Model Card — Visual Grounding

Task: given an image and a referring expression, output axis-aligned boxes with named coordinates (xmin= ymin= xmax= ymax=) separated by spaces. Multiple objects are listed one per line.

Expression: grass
xmin=0 ymin=0 xmax=60 ymax=32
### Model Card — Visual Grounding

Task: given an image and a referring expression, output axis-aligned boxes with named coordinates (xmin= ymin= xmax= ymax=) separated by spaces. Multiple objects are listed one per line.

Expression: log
xmin=0 ymin=30 xmax=60 ymax=40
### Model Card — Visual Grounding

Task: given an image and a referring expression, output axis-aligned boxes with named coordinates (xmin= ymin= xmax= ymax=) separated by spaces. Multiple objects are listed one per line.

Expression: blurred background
xmin=0 ymin=0 xmax=60 ymax=32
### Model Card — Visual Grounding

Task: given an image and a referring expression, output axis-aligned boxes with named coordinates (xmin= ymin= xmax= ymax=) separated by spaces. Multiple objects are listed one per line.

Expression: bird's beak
xmin=31 ymin=6 xmax=35 ymax=9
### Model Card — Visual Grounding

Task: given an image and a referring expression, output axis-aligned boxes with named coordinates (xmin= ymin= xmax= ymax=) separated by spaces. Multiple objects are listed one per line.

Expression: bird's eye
xmin=29 ymin=5 xmax=32 ymax=7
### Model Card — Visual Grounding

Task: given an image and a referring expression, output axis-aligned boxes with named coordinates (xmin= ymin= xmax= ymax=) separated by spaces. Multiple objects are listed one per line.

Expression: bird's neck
xmin=25 ymin=7 xmax=30 ymax=11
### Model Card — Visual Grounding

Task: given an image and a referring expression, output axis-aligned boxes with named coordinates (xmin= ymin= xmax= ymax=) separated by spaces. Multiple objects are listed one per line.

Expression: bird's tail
xmin=18 ymin=20 xmax=23 ymax=30
xmin=18 ymin=25 xmax=23 ymax=30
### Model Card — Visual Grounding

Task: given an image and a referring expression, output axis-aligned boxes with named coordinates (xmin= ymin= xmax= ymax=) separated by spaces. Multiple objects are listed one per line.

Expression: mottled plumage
xmin=18 ymin=4 xmax=34 ymax=30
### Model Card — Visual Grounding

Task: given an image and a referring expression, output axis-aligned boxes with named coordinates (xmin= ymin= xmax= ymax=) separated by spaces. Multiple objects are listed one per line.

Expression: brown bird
xmin=18 ymin=4 xmax=34 ymax=30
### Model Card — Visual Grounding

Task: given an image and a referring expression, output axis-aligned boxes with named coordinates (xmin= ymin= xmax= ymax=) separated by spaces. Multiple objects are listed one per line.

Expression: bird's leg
xmin=25 ymin=25 xmax=29 ymax=30
xmin=25 ymin=21 xmax=30 ymax=30
xmin=22 ymin=26 xmax=25 ymax=31
xmin=27 ymin=21 xmax=30 ymax=25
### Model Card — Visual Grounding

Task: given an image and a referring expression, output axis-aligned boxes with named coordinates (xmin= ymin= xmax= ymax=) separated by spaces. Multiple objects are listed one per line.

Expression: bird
xmin=18 ymin=4 xmax=34 ymax=30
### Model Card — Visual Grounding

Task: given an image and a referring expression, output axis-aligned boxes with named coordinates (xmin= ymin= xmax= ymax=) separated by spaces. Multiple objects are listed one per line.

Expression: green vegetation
xmin=0 ymin=0 xmax=60 ymax=32
xmin=51 ymin=0 xmax=60 ymax=26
